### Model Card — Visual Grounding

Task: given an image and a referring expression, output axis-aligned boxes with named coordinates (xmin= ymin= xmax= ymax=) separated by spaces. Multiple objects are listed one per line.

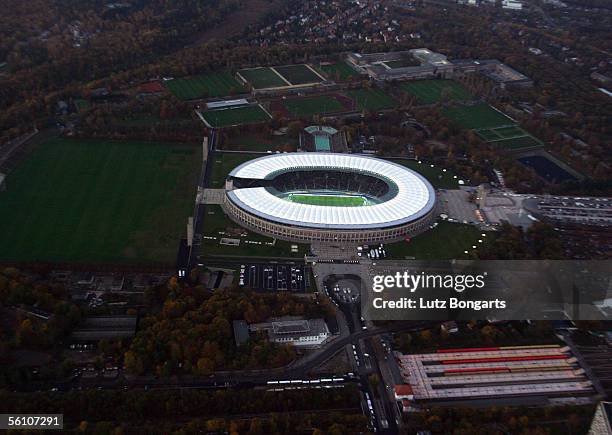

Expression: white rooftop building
xmin=251 ymin=317 xmax=330 ymax=347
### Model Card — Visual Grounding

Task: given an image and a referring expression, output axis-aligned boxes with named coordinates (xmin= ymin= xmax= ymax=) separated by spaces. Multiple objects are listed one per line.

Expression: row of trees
xmin=0 ymin=386 xmax=365 ymax=434
xmin=394 ymin=321 xmax=558 ymax=354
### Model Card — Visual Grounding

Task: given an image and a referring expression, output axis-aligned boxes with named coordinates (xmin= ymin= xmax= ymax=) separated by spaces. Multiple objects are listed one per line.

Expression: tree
xmin=124 ymin=350 xmax=144 ymax=375
xmin=196 ymin=357 xmax=214 ymax=376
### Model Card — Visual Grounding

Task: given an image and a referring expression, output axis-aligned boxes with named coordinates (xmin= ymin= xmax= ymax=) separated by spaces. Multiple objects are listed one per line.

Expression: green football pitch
xmin=0 ymin=139 xmax=201 ymax=264
xmin=238 ymin=67 xmax=288 ymax=89
xmin=287 ymin=194 xmax=368 ymax=206
xmin=282 ymin=95 xmax=346 ymax=117
xmin=346 ymin=88 xmax=396 ymax=111
xmin=476 ymin=126 xmax=544 ymax=150
xmin=165 ymin=72 xmax=246 ymax=100
xmin=399 ymin=79 xmax=472 ymax=104
xmin=273 ymin=65 xmax=323 ymax=85
xmin=200 ymin=105 xmax=272 ymax=128
xmin=319 ymin=62 xmax=359 ymax=81
xmin=442 ymin=103 xmax=515 ymax=130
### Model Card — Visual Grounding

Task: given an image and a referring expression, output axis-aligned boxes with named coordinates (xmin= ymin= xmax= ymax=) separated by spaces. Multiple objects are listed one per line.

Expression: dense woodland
xmin=126 ymin=278 xmax=335 ymax=375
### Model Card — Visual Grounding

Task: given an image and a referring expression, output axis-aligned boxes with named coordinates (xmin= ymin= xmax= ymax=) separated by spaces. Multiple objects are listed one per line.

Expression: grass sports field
xmin=391 ymin=159 xmax=459 ymax=189
xmin=346 ymin=88 xmax=396 ymax=111
xmin=220 ymin=133 xmax=297 ymax=152
xmin=287 ymin=193 xmax=368 ymax=206
xmin=282 ymin=95 xmax=346 ymax=117
xmin=385 ymin=222 xmax=482 ymax=260
xmin=165 ymin=72 xmax=246 ymax=100
xmin=238 ymin=67 xmax=287 ymax=89
xmin=319 ymin=62 xmax=359 ymax=81
xmin=200 ymin=205 xmax=309 ymax=258
xmin=274 ymin=64 xmax=323 ymax=85
xmin=399 ymin=80 xmax=472 ymax=105
xmin=442 ymin=103 xmax=514 ymax=130
xmin=209 ymin=153 xmax=262 ymax=188
xmin=200 ymin=105 xmax=271 ymax=128
xmin=0 ymin=139 xmax=200 ymax=264
xmin=476 ymin=125 xmax=543 ymax=150
xmin=492 ymin=135 xmax=543 ymax=150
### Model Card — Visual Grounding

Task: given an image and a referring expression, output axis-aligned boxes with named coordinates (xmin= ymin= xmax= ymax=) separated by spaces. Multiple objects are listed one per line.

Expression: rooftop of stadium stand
xmin=226 ymin=153 xmax=436 ymax=230
xmin=304 ymin=125 xmax=338 ymax=135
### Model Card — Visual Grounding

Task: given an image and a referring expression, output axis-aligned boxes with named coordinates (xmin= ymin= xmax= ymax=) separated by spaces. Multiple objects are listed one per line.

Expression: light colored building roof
xmin=227 ymin=153 xmax=435 ymax=230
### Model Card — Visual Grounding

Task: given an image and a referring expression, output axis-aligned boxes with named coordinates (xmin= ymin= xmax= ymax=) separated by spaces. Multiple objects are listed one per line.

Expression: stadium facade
xmin=223 ymin=153 xmax=437 ymax=243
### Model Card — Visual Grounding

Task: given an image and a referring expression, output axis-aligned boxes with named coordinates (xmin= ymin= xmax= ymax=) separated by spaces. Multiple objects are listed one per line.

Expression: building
xmin=250 ymin=317 xmax=330 ymax=347
xmin=206 ymin=99 xmax=249 ymax=110
xmin=223 ymin=153 xmax=437 ymax=243
xmin=347 ymin=49 xmax=532 ymax=89
xmin=394 ymin=345 xmax=596 ymax=410
xmin=502 ymin=0 xmax=523 ymax=9
xmin=300 ymin=125 xmax=347 ymax=152
xmin=476 ymin=59 xmax=533 ymax=88
xmin=588 ymin=402 xmax=612 ymax=435
xmin=347 ymin=49 xmax=454 ymax=81
xmin=233 ymin=320 xmax=250 ymax=347
xmin=71 ymin=315 xmax=137 ymax=341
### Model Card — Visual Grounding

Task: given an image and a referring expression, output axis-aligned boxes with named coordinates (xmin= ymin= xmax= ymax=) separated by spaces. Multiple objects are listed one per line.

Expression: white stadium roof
xmin=227 ymin=153 xmax=436 ymax=230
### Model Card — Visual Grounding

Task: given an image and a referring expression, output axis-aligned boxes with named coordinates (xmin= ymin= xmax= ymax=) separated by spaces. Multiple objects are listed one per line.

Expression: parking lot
xmin=239 ymin=263 xmax=308 ymax=292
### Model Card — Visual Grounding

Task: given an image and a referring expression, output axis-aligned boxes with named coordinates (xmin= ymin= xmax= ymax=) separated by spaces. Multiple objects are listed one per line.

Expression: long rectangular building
xmin=395 ymin=345 xmax=595 ymax=409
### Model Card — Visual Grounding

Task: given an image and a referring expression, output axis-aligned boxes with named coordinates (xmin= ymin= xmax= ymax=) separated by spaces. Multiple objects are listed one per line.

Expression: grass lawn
xmin=165 ymin=72 xmax=246 ymax=100
xmin=220 ymin=133 xmax=297 ymax=152
xmin=390 ymin=159 xmax=459 ymax=189
xmin=491 ymin=135 xmax=544 ymax=150
xmin=442 ymin=103 xmax=514 ymax=130
xmin=274 ymin=64 xmax=323 ymax=85
xmin=385 ymin=222 xmax=482 ymax=260
xmin=200 ymin=105 xmax=271 ymax=128
xmin=346 ymin=88 xmax=396 ymax=111
xmin=287 ymin=193 xmax=367 ymax=206
xmin=318 ymin=62 xmax=360 ymax=81
xmin=399 ymin=80 xmax=472 ymax=105
xmin=208 ymin=153 xmax=261 ymax=188
xmin=283 ymin=95 xmax=346 ymax=117
xmin=200 ymin=205 xmax=309 ymax=258
xmin=0 ymin=139 xmax=200 ymax=264
xmin=238 ymin=67 xmax=288 ymax=89
xmin=475 ymin=126 xmax=544 ymax=150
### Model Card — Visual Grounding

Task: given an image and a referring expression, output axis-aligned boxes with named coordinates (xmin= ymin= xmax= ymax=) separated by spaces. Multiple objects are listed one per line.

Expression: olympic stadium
xmin=223 ymin=153 xmax=437 ymax=243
